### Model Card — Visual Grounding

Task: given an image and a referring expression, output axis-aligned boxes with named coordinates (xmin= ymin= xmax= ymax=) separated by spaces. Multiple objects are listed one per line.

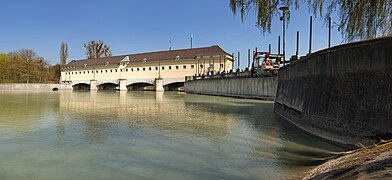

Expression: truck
xmin=251 ymin=51 xmax=281 ymax=77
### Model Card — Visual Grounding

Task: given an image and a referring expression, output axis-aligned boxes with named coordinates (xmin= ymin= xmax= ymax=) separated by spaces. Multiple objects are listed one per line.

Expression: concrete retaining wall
xmin=185 ymin=77 xmax=277 ymax=100
xmin=0 ymin=83 xmax=72 ymax=91
xmin=274 ymin=36 xmax=392 ymax=146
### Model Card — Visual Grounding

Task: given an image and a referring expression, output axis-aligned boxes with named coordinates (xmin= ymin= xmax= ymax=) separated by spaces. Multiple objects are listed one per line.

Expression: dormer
xmin=84 ymin=64 xmax=87 ymax=68
xmin=175 ymin=56 xmax=180 ymax=60
xmin=141 ymin=58 xmax=147 ymax=63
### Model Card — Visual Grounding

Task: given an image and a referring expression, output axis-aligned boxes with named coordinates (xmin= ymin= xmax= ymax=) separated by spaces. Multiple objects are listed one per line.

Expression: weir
xmin=274 ymin=36 xmax=392 ymax=146
xmin=184 ymin=36 xmax=392 ymax=146
xmin=185 ymin=76 xmax=277 ymax=100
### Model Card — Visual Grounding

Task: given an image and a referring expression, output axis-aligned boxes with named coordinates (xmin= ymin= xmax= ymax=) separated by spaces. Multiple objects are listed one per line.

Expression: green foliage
xmin=230 ymin=0 xmax=392 ymax=41
xmin=60 ymin=42 xmax=68 ymax=67
xmin=84 ymin=40 xmax=112 ymax=59
xmin=0 ymin=50 xmax=60 ymax=83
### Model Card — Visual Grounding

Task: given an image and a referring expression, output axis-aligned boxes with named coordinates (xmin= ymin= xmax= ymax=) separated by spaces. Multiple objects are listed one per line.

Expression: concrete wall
xmin=185 ymin=77 xmax=277 ymax=100
xmin=0 ymin=83 xmax=72 ymax=90
xmin=274 ymin=36 xmax=392 ymax=146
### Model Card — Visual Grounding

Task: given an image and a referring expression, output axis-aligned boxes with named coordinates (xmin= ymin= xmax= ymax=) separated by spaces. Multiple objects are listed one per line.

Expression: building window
xmin=143 ymin=67 xmax=145 ymax=71
xmin=149 ymin=67 xmax=152 ymax=71
xmin=200 ymin=65 xmax=203 ymax=68
xmin=110 ymin=69 xmax=113 ymax=73
xmin=176 ymin=66 xmax=179 ymax=70
xmin=183 ymin=65 xmax=186 ymax=69
xmin=220 ymin=64 xmax=224 ymax=68
xmin=105 ymin=70 xmax=108 ymax=73
xmin=87 ymin=71 xmax=89 ymax=74
xmin=83 ymin=71 xmax=85 ymax=74
xmin=115 ymin=69 xmax=117 ymax=72
xmin=168 ymin=66 xmax=172 ymax=70
xmin=126 ymin=69 xmax=128 ymax=72
xmin=155 ymin=67 xmax=158 ymax=70
xmin=96 ymin=70 xmax=99 ymax=73
xmin=120 ymin=69 xmax=122 ymax=72
xmin=162 ymin=66 xmax=165 ymax=70
xmin=209 ymin=64 xmax=213 ymax=68
xmin=131 ymin=68 xmax=134 ymax=72
xmin=191 ymin=65 xmax=195 ymax=69
xmin=137 ymin=68 xmax=139 ymax=71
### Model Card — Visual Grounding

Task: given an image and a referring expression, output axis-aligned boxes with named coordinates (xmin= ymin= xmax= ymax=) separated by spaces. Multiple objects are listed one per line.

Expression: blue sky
xmin=0 ymin=0 xmax=342 ymax=67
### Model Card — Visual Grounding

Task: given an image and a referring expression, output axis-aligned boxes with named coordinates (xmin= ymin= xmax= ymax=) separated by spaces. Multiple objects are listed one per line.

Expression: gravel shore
xmin=303 ymin=141 xmax=392 ymax=179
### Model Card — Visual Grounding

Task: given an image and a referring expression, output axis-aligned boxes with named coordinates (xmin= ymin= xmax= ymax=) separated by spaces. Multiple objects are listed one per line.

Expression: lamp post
xmin=279 ymin=6 xmax=289 ymax=66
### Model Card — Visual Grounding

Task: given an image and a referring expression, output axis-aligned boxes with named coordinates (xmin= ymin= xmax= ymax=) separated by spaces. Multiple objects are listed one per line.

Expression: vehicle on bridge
xmin=251 ymin=52 xmax=281 ymax=77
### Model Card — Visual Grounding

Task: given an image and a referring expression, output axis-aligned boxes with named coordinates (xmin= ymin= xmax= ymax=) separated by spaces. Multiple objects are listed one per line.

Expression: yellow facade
xmin=61 ymin=55 xmax=233 ymax=83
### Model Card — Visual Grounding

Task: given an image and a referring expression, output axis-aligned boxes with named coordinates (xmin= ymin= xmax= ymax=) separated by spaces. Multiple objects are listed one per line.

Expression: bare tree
xmin=84 ymin=40 xmax=112 ymax=59
xmin=15 ymin=49 xmax=38 ymax=83
xmin=60 ymin=42 xmax=68 ymax=67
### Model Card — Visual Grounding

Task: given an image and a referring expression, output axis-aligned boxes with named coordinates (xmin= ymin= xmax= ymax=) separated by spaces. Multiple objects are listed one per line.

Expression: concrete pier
xmin=155 ymin=78 xmax=164 ymax=91
xmin=119 ymin=79 xmax=127 ymax=91
xmin=90 ymin=80 xmax=97 ymax=91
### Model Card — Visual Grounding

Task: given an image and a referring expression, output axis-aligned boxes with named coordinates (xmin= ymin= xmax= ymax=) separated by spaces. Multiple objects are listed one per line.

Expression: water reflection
xmin=59 ymin=91 xmax=236 ymax=141
xmin=0 ymin=91 xmax=345 ymax=179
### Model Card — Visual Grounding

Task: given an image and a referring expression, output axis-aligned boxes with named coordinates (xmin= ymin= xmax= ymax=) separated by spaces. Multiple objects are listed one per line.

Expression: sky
xmin=0 ymin=0 xmax=342 ymax=68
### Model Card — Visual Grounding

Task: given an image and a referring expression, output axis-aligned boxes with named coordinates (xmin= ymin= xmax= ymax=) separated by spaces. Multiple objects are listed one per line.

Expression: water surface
xmin=0 ymin=91 xmax=345 ymax=179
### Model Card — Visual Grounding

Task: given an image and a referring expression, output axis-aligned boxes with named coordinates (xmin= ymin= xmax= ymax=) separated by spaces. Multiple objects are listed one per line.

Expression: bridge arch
xmin=98 ymin=83 xmax=119 ymax=90
xmin=163 ymin=82 xmax=184 ymax=91
xmin=97 ymin=80 xmax=119 ymax=86
xmin=127 ymin=82 xmax=154 ymax=91
xmin=72 ymin=83 xmax=90 ymax=91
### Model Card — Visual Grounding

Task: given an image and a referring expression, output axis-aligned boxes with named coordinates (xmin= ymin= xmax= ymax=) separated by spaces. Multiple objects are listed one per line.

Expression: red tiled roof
xmin=65 ymin=45 xmax=231 ymax=68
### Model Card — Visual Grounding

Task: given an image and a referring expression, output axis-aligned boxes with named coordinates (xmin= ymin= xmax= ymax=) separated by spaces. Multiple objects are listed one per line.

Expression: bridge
xmin=61 ymin=45 xmax=234 ymax=91
xmin=71 ymin=77 xmax=185 ymax=91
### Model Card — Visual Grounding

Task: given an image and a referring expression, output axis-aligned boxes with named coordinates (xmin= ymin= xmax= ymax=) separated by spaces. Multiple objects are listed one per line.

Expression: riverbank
xmin=304 ymin=141 xmax=392 ymax=179
xmin=0 ymin=83 xmax=72 ymax=91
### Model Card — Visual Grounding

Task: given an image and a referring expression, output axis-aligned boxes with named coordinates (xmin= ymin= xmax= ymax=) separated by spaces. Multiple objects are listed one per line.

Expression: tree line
xmin=0 ymin=50 xmax=60 ymax=83
xmin=0 ymin=40 xmax=111 ymax=83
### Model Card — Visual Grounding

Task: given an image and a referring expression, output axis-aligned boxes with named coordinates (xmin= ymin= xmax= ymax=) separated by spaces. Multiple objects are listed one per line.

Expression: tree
xmin=0 ymin=50 xmax=59 ymax=83
xmin=230 ymin=0 xmax=392 ymax=41
xmin=15 ymin=49 xmax=39 ymax=83
xmin=84 ymin=40 xmax=112 ymax=59
xmin=60 ymin=42 xmax=68 ymax=67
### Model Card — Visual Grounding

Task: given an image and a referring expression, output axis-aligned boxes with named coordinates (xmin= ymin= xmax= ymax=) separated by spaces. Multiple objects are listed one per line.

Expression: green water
xmin=0 ymin=91 xmax=345 ymax=179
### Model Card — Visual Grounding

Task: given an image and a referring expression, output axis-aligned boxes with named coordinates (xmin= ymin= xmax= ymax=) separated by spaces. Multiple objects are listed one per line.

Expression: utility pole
xmin=309 ymin=16 xmax=313 ymax=54
xmin=169 ymin=37 xmax=172 ymax=51
xmin=328 ymin=17 xmax=331 ymax=48
xmin=296 ymin=31 xmax=299 ymax=56
xmin=268 ymin=44 xmax=271 ymax=54
xmin=278 ymin=36 xmax=281 ymax=65
xmin=247 ymin=49 xmax=250 ymax=70
xmin=237 ymin=51 xmax=240 ymax=71
xmin=279 ymin=6 xmax=289 ymax=65
xmin=190 ymin=34 xmax=193 ymax=49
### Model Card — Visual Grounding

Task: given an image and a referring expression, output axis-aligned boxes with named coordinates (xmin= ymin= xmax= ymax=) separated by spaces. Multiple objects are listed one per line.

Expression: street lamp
xmin=279 ymin=6 xmax=289 ymax=66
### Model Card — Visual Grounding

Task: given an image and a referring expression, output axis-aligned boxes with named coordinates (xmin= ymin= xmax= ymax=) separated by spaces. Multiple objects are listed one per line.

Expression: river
xmin=0 ymin=90 xmax=345 ymax=179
